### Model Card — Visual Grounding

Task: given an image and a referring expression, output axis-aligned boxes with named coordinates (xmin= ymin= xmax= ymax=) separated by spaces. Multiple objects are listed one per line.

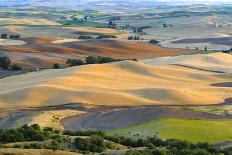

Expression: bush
xmin=0 ymin=57 xmax=11 ymax=70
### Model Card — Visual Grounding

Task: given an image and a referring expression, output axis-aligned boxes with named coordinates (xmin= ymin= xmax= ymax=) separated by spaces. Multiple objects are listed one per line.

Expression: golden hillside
xmin=0 ymin=53 xmax=231 ymax=108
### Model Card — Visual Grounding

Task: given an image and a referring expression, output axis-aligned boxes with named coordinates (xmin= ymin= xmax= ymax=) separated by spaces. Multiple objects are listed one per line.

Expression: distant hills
xmin=1 ymin=0 xmax=232 ymax=9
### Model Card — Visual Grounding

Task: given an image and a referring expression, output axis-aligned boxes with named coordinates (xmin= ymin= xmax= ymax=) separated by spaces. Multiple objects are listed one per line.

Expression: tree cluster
xmin=78 ymin=35 xmax=93 ymax=39
xmin=106 ymin=135 xmax=227 ymax=155
xmin=149 ymin=39 xmax=160 ymax=44
xmin=1 ymin=125 xmax=231 ymax=154
xmin=96 ymin=34 xmax=117 ymax=39
xmin=75 ymin=135 xmax=106 ymax=153
xmin=0 ymin=124 xmax=55 ymax=144
xmin=66 ymin=56 xmax=124 ymax=67
xmin=1 ymin=34 xmax=20 ymax=39
xmin=128 ymin=36 xmax=141 ymax=40
xmin=0 ymin=56 xmax=22 ymax=70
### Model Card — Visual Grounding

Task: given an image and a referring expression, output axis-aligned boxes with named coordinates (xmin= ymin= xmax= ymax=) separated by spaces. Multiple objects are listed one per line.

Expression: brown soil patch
xmin=0 ymin=37 xmax=187 ymax=68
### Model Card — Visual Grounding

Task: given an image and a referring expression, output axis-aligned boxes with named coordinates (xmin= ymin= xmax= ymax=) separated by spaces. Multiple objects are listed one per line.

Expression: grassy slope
xmin=108 ymin=118 xmax=232 ymax=144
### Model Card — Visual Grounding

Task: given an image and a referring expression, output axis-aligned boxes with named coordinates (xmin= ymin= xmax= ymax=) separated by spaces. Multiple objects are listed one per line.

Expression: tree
xmin=191 ymin=149 xmax=210 ymax=155
xmin=89 ymin=135 xmax=106 ymax=152
xmin=0 ymin=56 xmax=11 ymax=70
xmin=53 ymin=63 xmax=60 ymax=69
xmin=98 ymin=56 xmax=115 ymax=64
xmin=9 ymin=35 xmax=21 ymax=39
xmin=149 ymin=39 xmax=159 ymax=44
xmin=78 ymin=35 xmax=93 ymax=39
xmin=66 ymin=59 xmax=84 ymax=67
xmin=11 ymin=64 xmax=22 ymax=70
xmin=128 ymin=36 xmax=134 ymax=40
xmin=75 ymin=138 xmax=90 ymax=151
xmin=86 ymin=56 xmax=99 ymax=64
xmin=96 ymin=34 xmax=117 ymax=39
xmin=1 ymin=34 xmax=7 ymax=39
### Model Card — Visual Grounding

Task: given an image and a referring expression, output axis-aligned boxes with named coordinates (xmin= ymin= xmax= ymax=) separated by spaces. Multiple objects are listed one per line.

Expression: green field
xmin=108 ymin=118 xmax=232 ymax=144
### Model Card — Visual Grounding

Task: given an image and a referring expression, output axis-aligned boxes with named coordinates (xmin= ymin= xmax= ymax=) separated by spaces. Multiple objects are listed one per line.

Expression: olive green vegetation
xmin=107 ymin=118 xmax=232 ymax=144
xmin=2 ymin=124 xmax=232 ymax=155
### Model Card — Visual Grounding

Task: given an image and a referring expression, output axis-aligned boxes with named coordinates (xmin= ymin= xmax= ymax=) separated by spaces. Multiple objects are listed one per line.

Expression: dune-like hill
xmin=0 ymin=38 xmax=187 ymax=68
xmin=141 ymin=53 xmax=232 ymax=73
xmin=0 ymin=53 xmax=231 ymax=108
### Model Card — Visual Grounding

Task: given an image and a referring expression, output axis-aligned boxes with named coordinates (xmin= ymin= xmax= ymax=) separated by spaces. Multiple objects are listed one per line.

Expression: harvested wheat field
xmin=0 ymin=18 xmax=61 ymax=25
xmin=0 ymin=53 xmax=231 ymax=108
xmin=0 ymin=37 xmax=187 ymax=68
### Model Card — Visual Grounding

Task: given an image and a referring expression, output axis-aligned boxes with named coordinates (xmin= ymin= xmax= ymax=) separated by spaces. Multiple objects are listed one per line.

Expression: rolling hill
xmin=0 ymin=53 xmax=231 ymax=108
xmin=0 ymin=38 xmax=187 ymax=68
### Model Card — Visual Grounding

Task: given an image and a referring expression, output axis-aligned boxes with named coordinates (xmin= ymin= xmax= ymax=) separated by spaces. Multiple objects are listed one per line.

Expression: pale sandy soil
xmin=51 ymin=38 xmax=81 ymax=44
xmin=0 ymin=39 xmax=26 ymax=45
xmin=0 ymin=53 xmax=231 ymax=108
xmin=140 ymin=53 xmax=232 ymax=73
xmin=63 ymin=26 xmax=118 ymax=34
xmin=0 ymin=18 xmax=61 ymax=25
xmin=19 ymin=110 xmax=86 ymax=130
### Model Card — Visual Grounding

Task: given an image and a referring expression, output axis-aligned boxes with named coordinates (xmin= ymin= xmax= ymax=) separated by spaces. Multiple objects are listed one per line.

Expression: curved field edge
xmin=107 ymin=118 xmax=232 ymax=144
